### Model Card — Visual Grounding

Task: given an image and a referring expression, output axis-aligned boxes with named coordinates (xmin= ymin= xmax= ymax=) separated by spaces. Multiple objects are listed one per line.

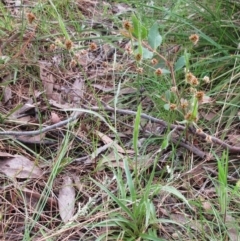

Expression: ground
xmin=0 ymin=0 xmax=240 ymax=240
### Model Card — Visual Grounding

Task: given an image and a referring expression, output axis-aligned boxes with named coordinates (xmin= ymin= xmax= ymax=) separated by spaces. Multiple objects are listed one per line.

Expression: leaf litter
xmin=0 ymin=0 xmax=240 ymax=240
xmin=0 ymin=152 xmax=43 ymax=179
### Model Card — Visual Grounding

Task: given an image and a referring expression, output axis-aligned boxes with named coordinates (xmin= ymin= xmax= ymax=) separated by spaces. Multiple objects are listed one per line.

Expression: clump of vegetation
xmin=0 ymin=0 xmax=240 ymax=240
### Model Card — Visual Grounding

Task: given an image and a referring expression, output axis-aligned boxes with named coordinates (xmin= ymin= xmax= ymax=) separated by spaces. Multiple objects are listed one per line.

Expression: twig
xmin=0 ymin=105 xmax=240 ymax=154
xmin=0 ymin=114 xmax=80 ymax=136
xmin=171 ymin=137 xmax=206 ymax=158
xmin=84 ymin=105 xmax=240 ymax=154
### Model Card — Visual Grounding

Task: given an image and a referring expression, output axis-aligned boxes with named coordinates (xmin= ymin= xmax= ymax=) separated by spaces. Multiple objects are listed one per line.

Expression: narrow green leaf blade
xmin=133 ymin=104 xmax=142 ymax=155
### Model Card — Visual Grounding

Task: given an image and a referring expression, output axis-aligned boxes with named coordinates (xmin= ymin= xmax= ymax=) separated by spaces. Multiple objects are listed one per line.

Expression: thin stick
xmin=0 ymin=114 xmax=80 ymax=136
xmin=0 ymin=105 xmax=240 ymax=154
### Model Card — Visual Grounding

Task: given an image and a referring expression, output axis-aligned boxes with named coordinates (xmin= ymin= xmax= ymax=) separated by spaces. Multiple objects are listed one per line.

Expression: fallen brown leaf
xmin=58 ymin=176 xmax=76 ymax=223
xmin=95 ymin=130 xmax=134 ymax=154
xmin=0 ymin=153 xmax=43 ymax=178
xmin=51 ymin=112 xmax=61 ymax=124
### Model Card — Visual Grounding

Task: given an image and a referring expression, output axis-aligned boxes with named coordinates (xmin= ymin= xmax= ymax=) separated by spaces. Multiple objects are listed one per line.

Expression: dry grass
xmin=1 ymin=0 xmax=240 ymax=240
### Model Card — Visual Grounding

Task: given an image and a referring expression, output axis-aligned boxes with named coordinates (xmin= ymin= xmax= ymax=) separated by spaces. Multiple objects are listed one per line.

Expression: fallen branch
xmin=0 ymin=105 xmax=239 ymax=154
xmin=0 ymin=114 xmax=80 ymax=136
xmin=85 ymin=105 xmax=240 ymax=154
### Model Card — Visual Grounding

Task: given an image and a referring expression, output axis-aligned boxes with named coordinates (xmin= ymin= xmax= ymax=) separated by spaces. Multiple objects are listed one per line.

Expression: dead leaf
xmin=0 ymin=152 xmax=14 ymax=158
xmin=16 ymin=133 xmax=46 ymax=144
xmin=199 ymin=95 xmax=213 ymax=104
xmin=49 ymin=99 xmax=75 ymax=109
xmin=171 ymin=213 xmax=202 ymax=232
xmin=119 ymin=87 xmax=138 ymax=95
xmin=227 ymin=135 xmax=240 ymax=146
xmin=20 ymin=187 xmax=57 ymax=208
xmin=0 ymin=154 xmax=43 ymax=178
xmin=73 ymin=78 xmax=84 ymax=95
xmin=9 ymin=99 xmax=36 ymax=120
xmin=226 ymin=215 xmax=240 ymax=241
xmin=112 ymin=3 xmax=133 ymax=15
xmin=75 ymin=50 xmax=89 ymax=67
xmin=39 ymin=61 xmax=54 ymax=98
xmin=199 ymin=110 xmax=217 ymax=121
xmin=202 ymin=201 xmax=212 ymax=211
xmin=95 ymin=130 xmax=134 ymax=154
xmin=99 ymin=150 xmax=125 ymax=169
xmin=51 ymin=112 xmax=61 ymax=124
xmin=92 ymin=84 xmax=114 ymax=92
xmin=3 ymin=86 xmax=12 ymax=104
xmin=58 ymin=176 xmax=75 ymax=223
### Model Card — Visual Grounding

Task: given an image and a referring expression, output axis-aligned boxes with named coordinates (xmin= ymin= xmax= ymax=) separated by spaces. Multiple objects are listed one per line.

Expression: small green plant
xmin=121 ymin=14 xmax=211 ymax=134
xmin=91 ymin=154 xmax=190 ymax=241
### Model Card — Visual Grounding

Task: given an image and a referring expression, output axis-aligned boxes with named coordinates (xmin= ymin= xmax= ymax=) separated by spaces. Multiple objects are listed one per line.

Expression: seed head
xmin=203 ymin=76 xmax=210 ymax=84
xmin=189 ymin=34 xmax=199 ymax=45
xmin=135 ymin=53 xmax=142 ymax=61
xmin=89 ymin=42 xmax=97 ymax=51
xmin=120 ymin=30 xmax=132 ymax=38
xmin=185 ymin=112 xmax=193 ymax=121
xmin=180 ymin=98 xmax=189 ymax=109
xmin=151 ymin=58 xmax=158 ymax=65
xmin=192 ymin=77 xmax=199 ymax=86
xmin=65 ymin=39 xmax=73 ymax=50
xmin=123 ymin=21 xmax=132 ymax=31
xmin=136 ymin=67 xmax=143 ymax=74
xmin=195 ymin=91 xmax=204 ymax=102
xmin=55 ymin=38 xmax=62 ymax=46
xmin=27 ymin=13 xmax=36 ymax=24
xmin=49 ymin=44 xmax=56 ymax=52
xmin=186 ymin=72 xmax=199 ymax=86
xmin=184 ymin=112 xmax=198 ymax=122
xmin=155 ymin=68 xmax=163 ymax=76
xmin=196 ymin=128 xmax=203 ymax=134
xmin=171 ymin=86 xmax=178 ymax=93
xmin=205 ymin=135 xmax=212 ymax=143
xmin=125 ymin=45 xmax=132 ymax=54
xmin=189 ymin=87 xmax=197 ymax=94
xmin=170 ymin=103 xmax=177 ymax=110
xmin=69 ymin=59 xmax=77 ymax=68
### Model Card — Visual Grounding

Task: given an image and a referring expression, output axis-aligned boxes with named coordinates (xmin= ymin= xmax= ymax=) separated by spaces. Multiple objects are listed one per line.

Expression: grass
xmin=1 ymin=0 xmax=240 ymax=240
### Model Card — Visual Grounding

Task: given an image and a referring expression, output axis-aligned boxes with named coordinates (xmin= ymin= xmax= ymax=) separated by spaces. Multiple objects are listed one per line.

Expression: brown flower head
xmin=170 ymin=103 xmax=177 ymax=111
xmin=27 ymin=13 xmax=36 ymax=24
xmin=186 ymin=72 xmax=199 ymax=86
xmin=125 ymin=44 xmax=132 ymax=54
xmin=136 ymin=67 xmax=143 ymax=74
xmin=155 ymin=68 xmax=163 ymax=76
xmin=184 ymin=112 xmax=198 ymax=122
xmin=65 ymin=39 xmax=73 ymax=50
xmin=195 ymin=91 xmax=204 ymax=102
xmin=171 ymin=86 xmax=178 ymax=93
xmin=89 ymin=42 xmax=97 ymax=51
xmin=69 ymin=59 xmax=77 ymax=68
xmin=180 ymin=98 xmax=189 ymax=109
xmin=135 ymin=53 xmax=142 ymax=61
xmin=151 ymin=58 xmax=158 ymax=65
xmin=205 ymin=135 xmax=212 ymax=143
xmin=49 ymin=44 xmax=56 ymax=52
xmin=123 ymin=21 xmax=132 ymax=31
xmin=189 ymin=34 xmax=199 ymax=45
